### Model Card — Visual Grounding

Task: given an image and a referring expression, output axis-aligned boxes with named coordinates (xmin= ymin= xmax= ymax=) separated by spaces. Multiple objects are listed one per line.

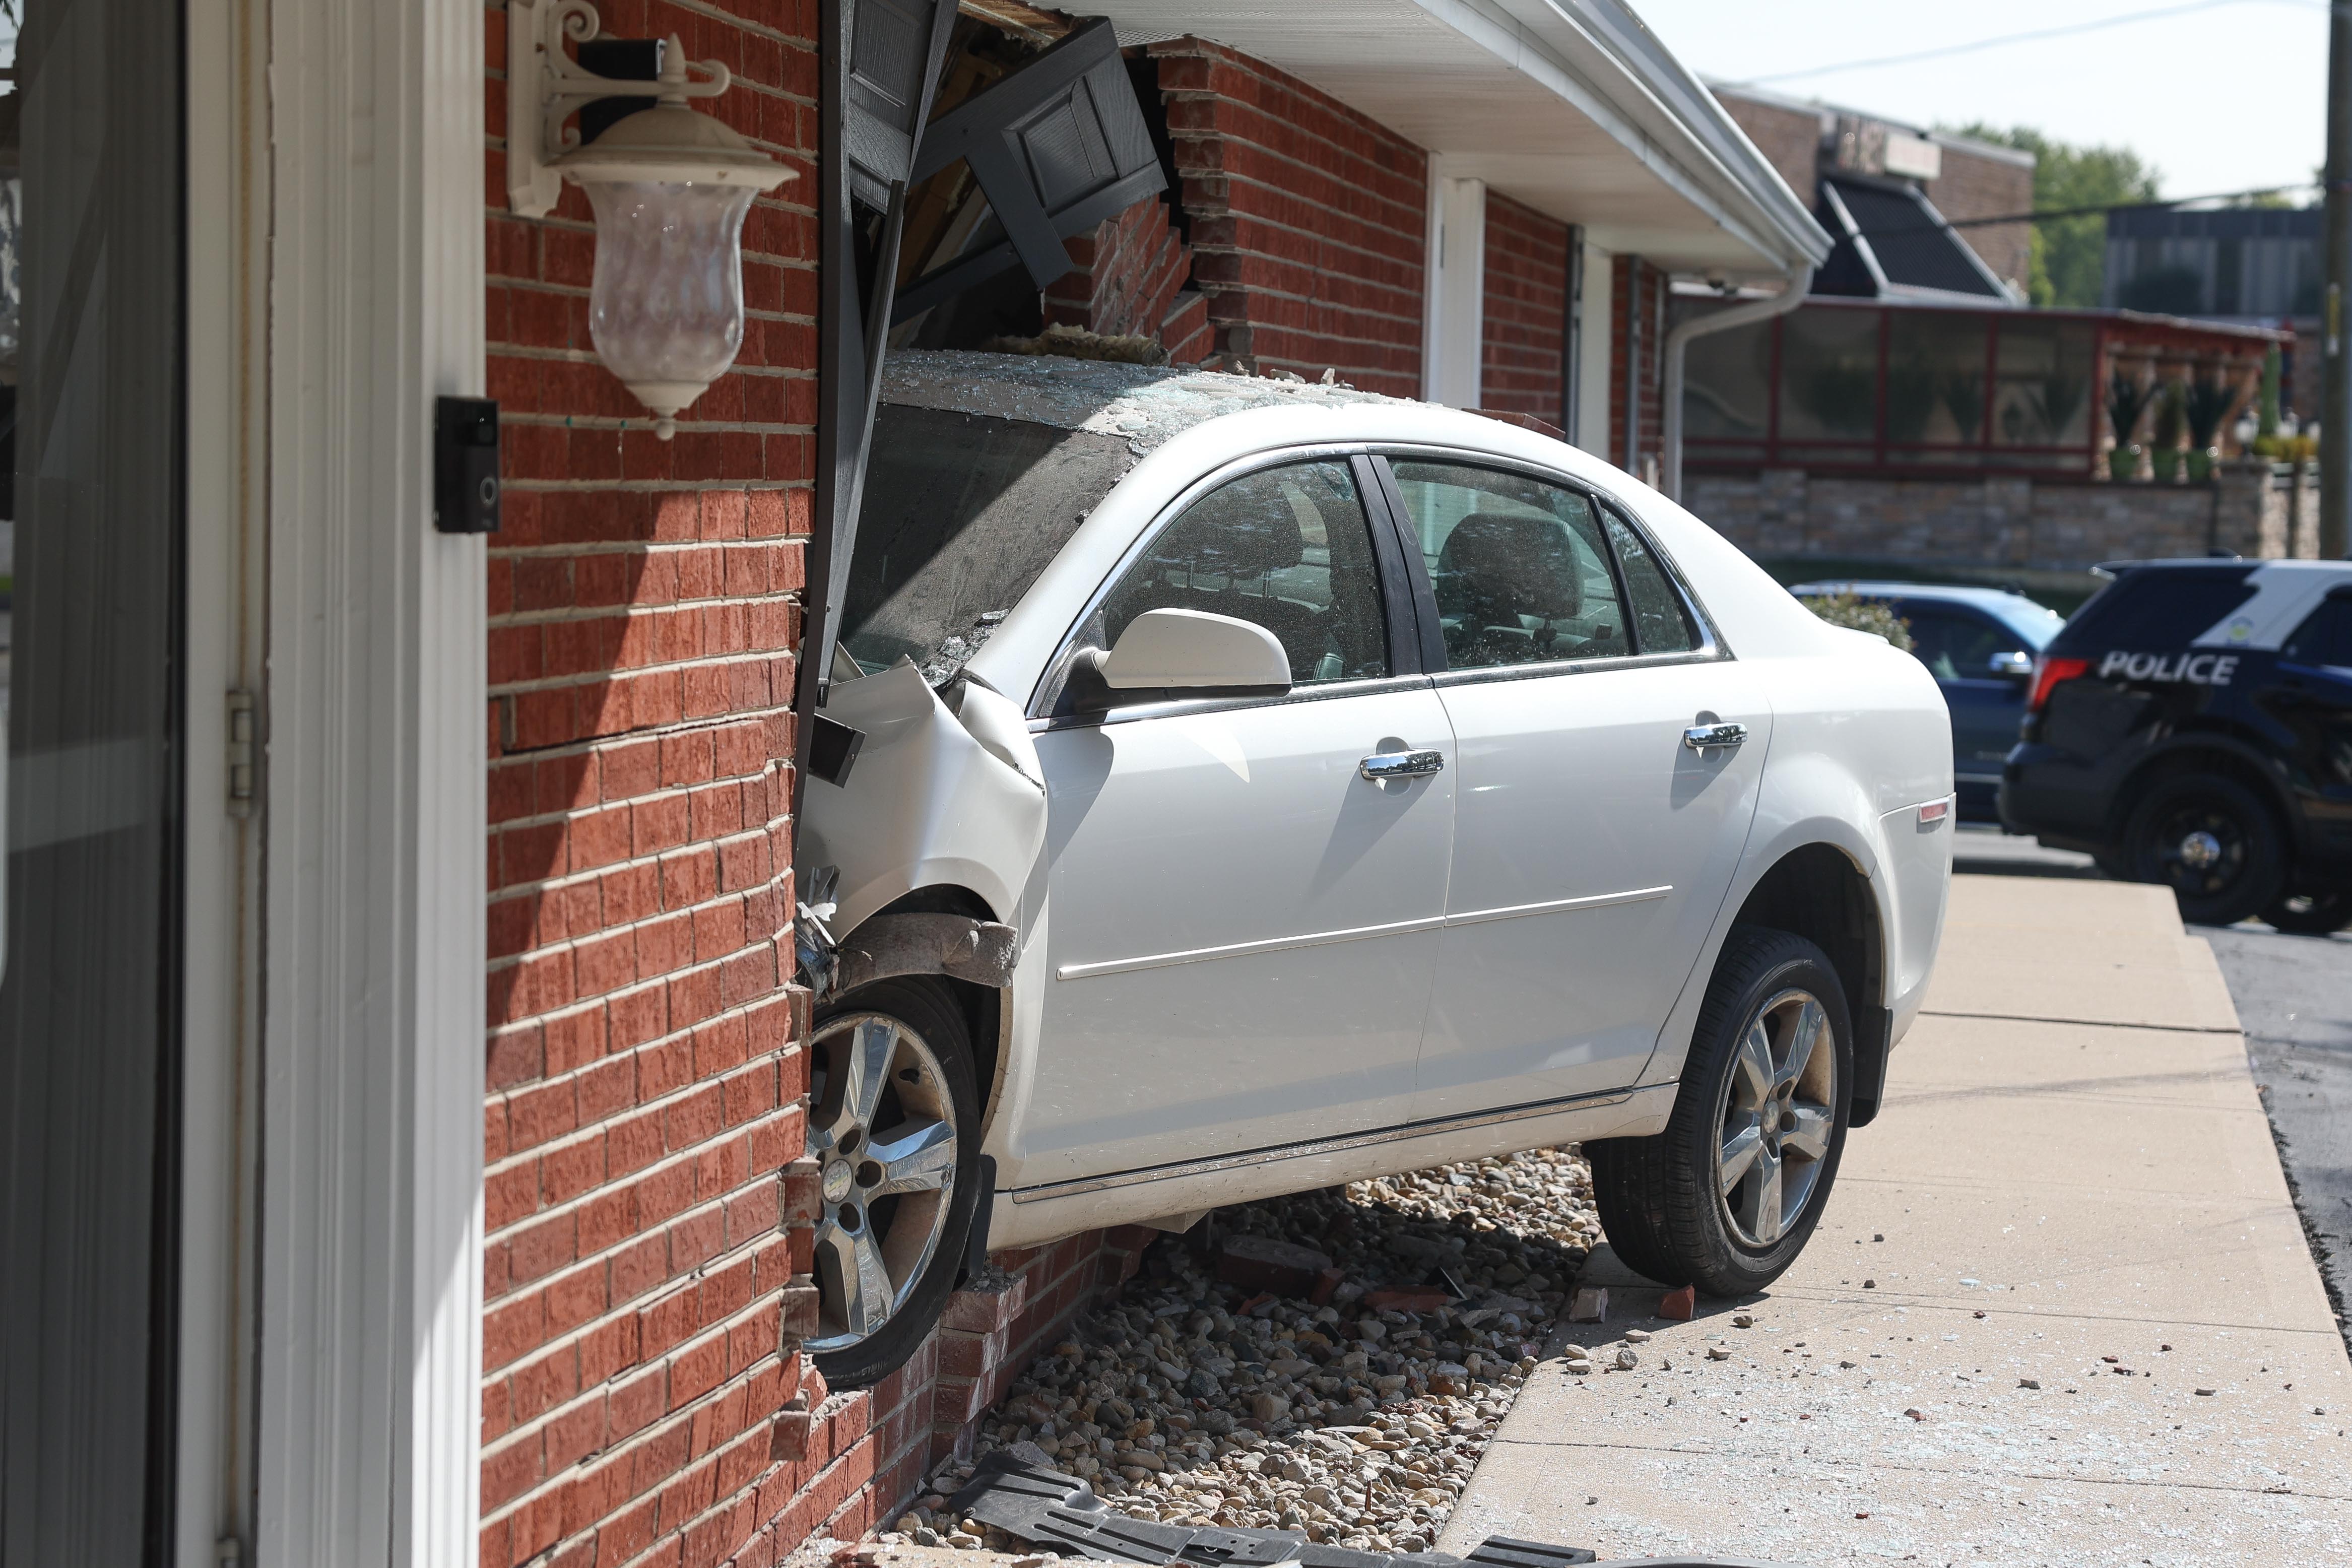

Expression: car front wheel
xmin=1589 ymin=927 xmax=1853 ymax=1297
xmin=805 ymin=978 xmax=983 ymax=1389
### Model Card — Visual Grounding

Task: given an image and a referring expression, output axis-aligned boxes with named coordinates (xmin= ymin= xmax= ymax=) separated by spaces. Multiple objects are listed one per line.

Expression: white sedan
xmin=797 ymin=351 xmax=1953 ymax=1385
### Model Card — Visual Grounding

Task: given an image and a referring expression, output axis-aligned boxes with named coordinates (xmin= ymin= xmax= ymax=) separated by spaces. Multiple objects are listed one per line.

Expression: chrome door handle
xmin=1683 ymin=722 xmax=1748 ymax=751
xmin=1360 ymin=749 xmax=1446 ymax=781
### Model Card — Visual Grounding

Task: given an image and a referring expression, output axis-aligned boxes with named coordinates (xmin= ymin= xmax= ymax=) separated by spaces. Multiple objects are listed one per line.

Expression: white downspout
xmin=1661 ymin=265 xmax=1814 ymax=502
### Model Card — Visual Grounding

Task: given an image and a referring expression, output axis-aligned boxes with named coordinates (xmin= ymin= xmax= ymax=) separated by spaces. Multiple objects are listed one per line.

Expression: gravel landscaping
xmin=888 ymin=1145 xmax=1602 ymax=1554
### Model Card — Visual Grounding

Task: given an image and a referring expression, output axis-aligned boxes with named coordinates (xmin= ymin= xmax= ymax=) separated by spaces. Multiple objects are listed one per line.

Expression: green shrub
xmin=1804 ymin=591 xmax=1914 ymax=651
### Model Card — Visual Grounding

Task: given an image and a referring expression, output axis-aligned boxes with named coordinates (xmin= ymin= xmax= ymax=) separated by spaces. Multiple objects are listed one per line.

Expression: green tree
xmin=1942 ymin=124 xmax=2161 ymax=307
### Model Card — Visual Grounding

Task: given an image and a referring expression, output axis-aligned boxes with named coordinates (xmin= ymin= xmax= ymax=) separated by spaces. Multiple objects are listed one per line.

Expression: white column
xmin=1421 ymin=165 xmax=1487 ymax=408
xmin=1576 ymin=238 xmax=1614 ymax=455
xmin=253 ymin=0 xmax=487 ymax=1563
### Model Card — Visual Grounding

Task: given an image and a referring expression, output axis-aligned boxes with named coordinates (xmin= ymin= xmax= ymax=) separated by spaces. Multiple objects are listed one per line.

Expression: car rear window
xmin=841 ymin=404 xmax=1141 ymax=680
xmin=2048 ymin=566 xmax=2258 ymax=656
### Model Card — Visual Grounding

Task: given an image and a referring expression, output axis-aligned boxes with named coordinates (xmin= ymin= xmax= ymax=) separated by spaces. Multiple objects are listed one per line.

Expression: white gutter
xmin=1660 ymin=265 xmax=1814 ymax=502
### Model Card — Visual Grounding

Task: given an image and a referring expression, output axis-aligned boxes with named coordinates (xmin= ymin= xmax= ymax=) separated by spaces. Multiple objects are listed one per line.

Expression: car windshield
xmin=840 ymin=403 xmax=1142 ymax=681
xmin=1983 ymin=598 xmax=2065 ymax=649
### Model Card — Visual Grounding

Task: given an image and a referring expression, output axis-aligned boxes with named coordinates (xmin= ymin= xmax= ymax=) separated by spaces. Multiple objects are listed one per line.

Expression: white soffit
xmin=1070 ymin=0 xmax=1830 ymax=275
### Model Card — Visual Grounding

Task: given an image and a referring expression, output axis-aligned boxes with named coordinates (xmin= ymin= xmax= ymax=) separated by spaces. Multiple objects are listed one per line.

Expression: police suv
xmin=2001 ymin=558 xmax=2352 ymax=932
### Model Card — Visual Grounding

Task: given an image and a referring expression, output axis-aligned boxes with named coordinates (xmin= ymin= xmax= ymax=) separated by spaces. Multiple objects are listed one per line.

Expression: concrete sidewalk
xmin=1440 ymin=876 xmax=2352 ymax=1566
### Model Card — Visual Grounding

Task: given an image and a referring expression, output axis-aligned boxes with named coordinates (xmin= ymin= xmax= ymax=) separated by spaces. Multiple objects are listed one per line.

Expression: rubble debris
xmin=1218 ymin=1235 xmax=1336 ymax=1297
xmin=946 ymin=1454 xmax=1600 ymax=1567
xmin=1569 ymin=1288 xmax=1608 ymax=1323
xmin=1657 ymin=1286 xmax=1695 ymax=1322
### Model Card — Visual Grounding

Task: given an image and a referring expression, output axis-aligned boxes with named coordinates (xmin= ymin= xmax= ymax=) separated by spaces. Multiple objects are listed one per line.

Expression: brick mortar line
xmin=484 ymin=1158 xmax=788 ymax=1316
xmin=485 ymin=1039 xmax=801 ymax=1192
xmin=1182 ymin=208 xmax=1426 ymax=274
xmin=489 ymin=652 xmax=799 ymax=699
xmin=1162 ymin=116 xmax=1426 ymax=198
xmin=1190 ymin=275 xmax=1426 ymax=330
xmin=1155 ymin=50 xmax=1426 ymax=155
xmin=486 ymin=708 xmax=793 ymax=768
xmin=489 ymin=591 xmax=802 ymax=624
xmin=488 ymin=830 xmax=786 ymax=926
xmin=1177 ymin=179 xmax=1426 ymax=244
xmin=482 ymin=1126 xmax=803 ymax=1327
xmin=481 ymin=1300 xmax=800 ymax=1523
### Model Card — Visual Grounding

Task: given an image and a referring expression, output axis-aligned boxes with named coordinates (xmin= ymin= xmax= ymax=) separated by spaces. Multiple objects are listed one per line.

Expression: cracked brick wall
xmin=1041 ymin=193 xmax=1212 ymax=363
xmin=1149 ymin=38 xmax=1427 ymax=394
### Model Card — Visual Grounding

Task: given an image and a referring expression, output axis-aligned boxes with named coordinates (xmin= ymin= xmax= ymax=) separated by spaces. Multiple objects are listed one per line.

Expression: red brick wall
xmin=1610 ymin=256 xmax=1669 ymax=480
xmin=1042 ymin=194 xmax=1210 ymax=363
xmin=1149 ymin=39 xmax=1427 ymax=394
xmin=478 ymin=7 xmax=1155 ymax=1564
xmin=480 ymin=2 xmax=821 ymax=1563
xmin=1480 ymin=192 xmax=1569 ymax=427
xmin=1924 ymin=141 xmax=2034 ymax=295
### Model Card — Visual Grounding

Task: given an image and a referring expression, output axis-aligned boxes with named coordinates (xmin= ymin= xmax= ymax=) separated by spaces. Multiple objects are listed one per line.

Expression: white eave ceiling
xmin=1067 ymin=0 xmax=1833 ymax=277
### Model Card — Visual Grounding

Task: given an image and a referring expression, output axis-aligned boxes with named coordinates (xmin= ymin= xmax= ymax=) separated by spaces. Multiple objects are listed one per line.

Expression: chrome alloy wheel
xmin=1714 ymin=986 xmax=1837 ymax=1249
xmin=805 ymin=1012 xmax=959 ymax=1353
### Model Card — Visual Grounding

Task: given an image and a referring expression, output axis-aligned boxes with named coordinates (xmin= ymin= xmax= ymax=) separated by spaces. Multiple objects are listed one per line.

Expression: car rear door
xmin=1376 ymin=458 xmax=1771 ymax=1123
xmin=1019 ymin=455 xmax=1454 ymax=1186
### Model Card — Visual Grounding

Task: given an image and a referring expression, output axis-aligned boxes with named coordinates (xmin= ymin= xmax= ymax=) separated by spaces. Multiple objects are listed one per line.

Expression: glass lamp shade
xmin=582 ymin=178 xmax=759 ymax=437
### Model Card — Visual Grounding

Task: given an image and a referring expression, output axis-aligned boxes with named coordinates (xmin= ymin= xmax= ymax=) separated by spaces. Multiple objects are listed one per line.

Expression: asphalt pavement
xmin=1954 ymin=825 xmax=2352 ymax=1342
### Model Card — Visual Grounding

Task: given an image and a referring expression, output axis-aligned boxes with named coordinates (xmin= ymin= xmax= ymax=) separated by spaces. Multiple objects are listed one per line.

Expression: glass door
xmin=0 ymin=0 xmax=187 ymax=1561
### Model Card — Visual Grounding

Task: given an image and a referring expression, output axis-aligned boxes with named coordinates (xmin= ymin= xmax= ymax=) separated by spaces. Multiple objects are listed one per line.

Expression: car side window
xmin=1387 ymin=462 xmax=1629 ymax=669
xmin=2283 ymin=594 xmax=2352 ymax=669
xmin=1600 ymin=506 xmax=1697 ymax=654
xmin=1901 ymin=605 xmax=2008 ymax=682
xmin=1098 ymin=460 xmax=1390 ymax=685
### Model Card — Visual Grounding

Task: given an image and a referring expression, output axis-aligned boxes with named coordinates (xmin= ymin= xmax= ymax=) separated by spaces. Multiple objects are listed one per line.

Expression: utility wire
xmin=1726 ymin=0 xmax=2313 ymax=88
xmin=1938 ymin=184 xmax=2321 ymax=227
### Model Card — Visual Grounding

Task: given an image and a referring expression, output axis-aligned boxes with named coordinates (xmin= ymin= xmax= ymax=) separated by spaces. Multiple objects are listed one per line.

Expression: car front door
xmin=1379 ymin=458 xmax=1772 ymax=1122
xmin=1019 ymin=456 xmax=1454 ymax=1186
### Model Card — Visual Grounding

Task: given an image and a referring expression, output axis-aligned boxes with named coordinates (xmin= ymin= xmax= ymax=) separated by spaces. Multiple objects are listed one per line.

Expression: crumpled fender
xmin=798 ymin=660 xmax=1049 ymax=950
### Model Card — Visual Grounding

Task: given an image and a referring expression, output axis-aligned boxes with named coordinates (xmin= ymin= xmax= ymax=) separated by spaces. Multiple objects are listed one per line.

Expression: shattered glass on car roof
xmin=879 ymin=349 xmax=1414 ymax=455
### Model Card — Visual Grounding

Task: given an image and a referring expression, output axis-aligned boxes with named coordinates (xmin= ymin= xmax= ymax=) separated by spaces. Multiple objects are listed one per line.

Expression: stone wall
xmin=1686 ymin=462 xmax=2322 ymax=572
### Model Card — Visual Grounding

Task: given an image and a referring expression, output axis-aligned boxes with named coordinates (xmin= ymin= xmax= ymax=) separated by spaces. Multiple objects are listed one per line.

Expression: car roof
xmin=878 ymin=348 xmax=1417 ymax=449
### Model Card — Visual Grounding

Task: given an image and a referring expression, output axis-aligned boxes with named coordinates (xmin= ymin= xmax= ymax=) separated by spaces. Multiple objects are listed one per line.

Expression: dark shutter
xmin=893 ymin=19 xmax=1167 ymax=321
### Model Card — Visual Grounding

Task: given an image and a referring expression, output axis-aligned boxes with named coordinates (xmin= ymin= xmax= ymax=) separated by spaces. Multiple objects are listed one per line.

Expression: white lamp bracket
xmin=506 ymin=0 xmax=733 ymax=219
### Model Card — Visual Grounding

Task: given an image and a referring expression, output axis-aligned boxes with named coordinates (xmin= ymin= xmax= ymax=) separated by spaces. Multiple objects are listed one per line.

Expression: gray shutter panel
xmin=893 ymin=19 xmax=1168 ymax=321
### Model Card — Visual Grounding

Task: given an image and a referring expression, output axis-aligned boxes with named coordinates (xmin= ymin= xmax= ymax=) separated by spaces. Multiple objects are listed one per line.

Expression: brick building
xmin=1710 ymin=82 xmax=2036 ymax=300
xmin=0 ymin=4 xmax=1821 ymax=1568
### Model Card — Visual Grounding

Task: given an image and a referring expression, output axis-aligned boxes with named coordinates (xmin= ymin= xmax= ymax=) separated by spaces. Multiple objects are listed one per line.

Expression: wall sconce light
xmin=507 ymin=0 xmax=794 ymax=437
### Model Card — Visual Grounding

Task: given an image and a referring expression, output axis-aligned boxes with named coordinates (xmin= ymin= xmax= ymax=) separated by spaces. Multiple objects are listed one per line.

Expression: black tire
xmin=807 ymin=977 xmax=983 ymax=1389
xmin=1588 ymin=926 xmax=1854 ymax=1297
xmin=2264 ymin=889 xmax=2352 ymax=936
xmin=2124 ymin=773 xmax=2285 ymax=927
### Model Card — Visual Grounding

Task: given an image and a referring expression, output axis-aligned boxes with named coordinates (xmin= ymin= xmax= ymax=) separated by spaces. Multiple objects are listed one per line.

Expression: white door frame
xmin=223 ymin=0 xmax=489 ymax=1561
xmin=176 ymin=0 xmax=270 ymax=1558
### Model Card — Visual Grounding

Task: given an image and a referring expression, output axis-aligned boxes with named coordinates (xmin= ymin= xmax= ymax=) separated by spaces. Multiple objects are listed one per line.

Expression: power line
xmin=1940 ymin=184 xmax=2320 ymax=228
xmin=1726 ymin=0 xmax=2312 ymax=88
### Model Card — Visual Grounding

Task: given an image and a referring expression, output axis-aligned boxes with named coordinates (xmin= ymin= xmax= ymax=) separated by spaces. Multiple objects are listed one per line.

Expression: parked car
xmin=2001 ymin=557 xmax=2352 ymax=930
xmin=796 ymin=352 xmax=1954 ymax=1384
xmin=1790 ymin=581 xmax=2065 ymax=823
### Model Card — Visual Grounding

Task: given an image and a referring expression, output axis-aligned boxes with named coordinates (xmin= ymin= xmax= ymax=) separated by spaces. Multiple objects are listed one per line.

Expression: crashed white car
xmin=797 ymin=352 xmax=1953 ymax=1384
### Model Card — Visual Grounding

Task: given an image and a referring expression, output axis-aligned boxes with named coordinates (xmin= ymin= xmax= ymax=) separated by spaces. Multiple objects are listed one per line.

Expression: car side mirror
xmin=1988 ymin=650 xmax=2033 ymax=680
xmin=1101 ymin=608 xmax=1292 ymax=695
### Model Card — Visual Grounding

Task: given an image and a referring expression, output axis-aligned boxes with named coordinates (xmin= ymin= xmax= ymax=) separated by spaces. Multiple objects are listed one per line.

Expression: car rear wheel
xmin=1589 ymin=927 xmax=1853 ymax=1297
xmin=2264 ymin=889 xmax=2352 ymax=936
xmin=806 ymin=978 xmax=983 ymax=1389
xmin=2124 ymin=774 xmax=2283 ymax=927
